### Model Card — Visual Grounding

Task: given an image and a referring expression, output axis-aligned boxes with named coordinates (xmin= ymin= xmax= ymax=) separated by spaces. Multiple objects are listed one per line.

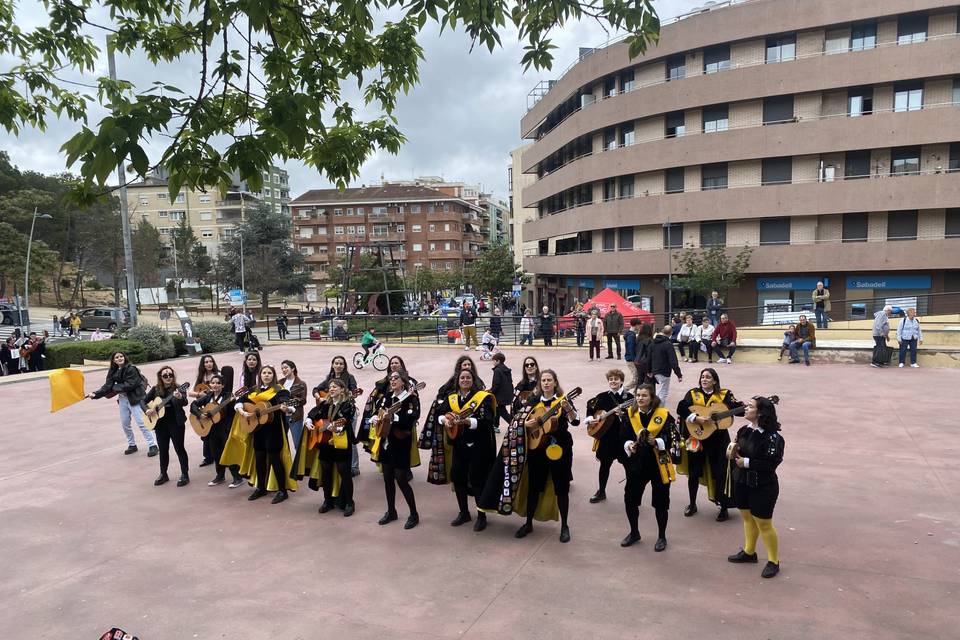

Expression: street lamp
xmin=663 ymin=218 xmax=673 ymax=323
xmin=18 ymin=207 xmax=54 ymax=328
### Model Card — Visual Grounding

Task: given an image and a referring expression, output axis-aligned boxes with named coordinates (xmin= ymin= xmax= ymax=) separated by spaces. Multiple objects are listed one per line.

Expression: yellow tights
xmin=739 ymin=509 xmax=779 ymax=563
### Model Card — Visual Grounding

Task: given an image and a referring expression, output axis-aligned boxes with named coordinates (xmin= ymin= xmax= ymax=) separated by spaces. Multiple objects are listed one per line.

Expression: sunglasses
xmin=389 ymin=375 xmax=401 ymax=380
xmin=161 ymin=373 xmax=174 ymax=378
xmin=524 ymin=363 xmax=536 ymax=368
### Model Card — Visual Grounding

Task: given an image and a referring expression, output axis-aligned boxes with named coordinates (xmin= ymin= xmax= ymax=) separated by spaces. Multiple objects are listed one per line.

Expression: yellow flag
xmin=49 ymin=368 xmax=86 ymax=413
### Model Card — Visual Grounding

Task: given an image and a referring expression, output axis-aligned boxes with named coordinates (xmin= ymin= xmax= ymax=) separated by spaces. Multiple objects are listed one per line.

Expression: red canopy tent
xmin=558 ymin=288 xmax=655 ymax=330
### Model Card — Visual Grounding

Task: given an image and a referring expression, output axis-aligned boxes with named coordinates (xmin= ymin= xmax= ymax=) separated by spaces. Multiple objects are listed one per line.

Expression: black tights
xmin=526 ymin=489 xmax=569 ymax=528
xmin=254 ymin=450 xmax=287 ymax=494
xmin=597 ymin=456 xmax=615 ymax=494
xmin=626 ymin=503 xmax=668 ymax=538
xmin=323 ymin=460 xmax=353 ymax=505
xmin=382 ymin=463 xmax=417 ymax=516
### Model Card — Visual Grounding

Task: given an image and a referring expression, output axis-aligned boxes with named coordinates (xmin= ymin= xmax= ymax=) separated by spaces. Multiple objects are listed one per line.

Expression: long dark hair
xmin=754 ymin=396 xmax=781 ymax=432
xmin=281 ymin=359 xmax=302 ymax=384
xmin=442 ymin=355 xmax=480 ymax=394
xmin=521 ymin=356 xmax=540 ymax=382
xmin=454 ymin=368 xmax=482 ymax=395
xmin=195 ymin=355 xmax=219 ymax=387
xmin=699 ymin=367 xmax=720 ymax=391
xmin=242 ymin=351 xmax=262 ymax=388
xmin=636 ymin=322 xmax=654 ymax=341
xmin=258 ymin=365 xmax=281 ymax=390
xmin=534 ymin=368 xmax=564 ymax=398
xmin=155 ymin=366 xmax=178 ymax=394
xmin=325 ymin=355 xmax=349 ymax=381
xmin=378 ymin=355 xmax=410 ymax=388
xmin=633 ymin=383 xmax=661 ymax=411
xmin=107 ymin=351 xmax=131 ymax=376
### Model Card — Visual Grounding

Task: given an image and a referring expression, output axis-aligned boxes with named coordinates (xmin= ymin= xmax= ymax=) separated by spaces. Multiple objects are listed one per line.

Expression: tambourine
xmin=545 ymin=442 xmax=563 ymax=461
xmin=725 ymin=442 xmax=739 ymax=460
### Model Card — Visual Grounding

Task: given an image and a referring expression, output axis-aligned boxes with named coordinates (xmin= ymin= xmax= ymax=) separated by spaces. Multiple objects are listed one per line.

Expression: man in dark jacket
xmin=603 ymin=304 xmax=625 ymax=359
xmin=623 ymin=317 xmax=640 ymax=387
xmin=538 ymin=306 xmax=555 ymax=346
xmin=489 ymin=353 xmax=514 ymax=434
xmin=459 ymin=302 xmax=479 ymax=350
xmin=649 ymin=325 xmax=683 ymax=404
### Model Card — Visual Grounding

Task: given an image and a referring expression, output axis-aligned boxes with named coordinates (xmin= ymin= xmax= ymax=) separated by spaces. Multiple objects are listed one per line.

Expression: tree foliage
xmin=668 ymin=245 xmax=753 ymax=298
xmin=0 ymin=1 xmax=659 ymax=204
xmin=327 ymin=251 xmax=406 ymax=314
xmin=466 ymin=241 xmax=527 ymax=296
xmin=131 ymin=220 xmax=165 ymax=288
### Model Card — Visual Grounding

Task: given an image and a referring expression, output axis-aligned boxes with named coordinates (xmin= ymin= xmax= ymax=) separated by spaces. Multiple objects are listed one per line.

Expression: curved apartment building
xmin=519 ymin=0 xmax=960 ymax=322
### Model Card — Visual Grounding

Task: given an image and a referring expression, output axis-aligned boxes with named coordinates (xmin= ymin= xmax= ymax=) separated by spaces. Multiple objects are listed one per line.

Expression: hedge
xmin=125 ymin=325 xmax=175 ymax=360
xmin=193 ymin=321 xmax=236 ymax=354
xmin=46 ymin=339 xmax=149 ymax=369
xmin=172 ymin=334 xmax=187 ymax=356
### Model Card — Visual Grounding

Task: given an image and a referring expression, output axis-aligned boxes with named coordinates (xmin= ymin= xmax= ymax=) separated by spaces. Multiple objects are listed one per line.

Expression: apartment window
xmin=619 ymin=125 xmax=635 ymax=147
xmin=701 ymin=163 xmax=728 ymax=190
xmin=137 ymin=196 xmax=149 ymax=206
xmin=262 ymin=171 xmax=270 ymax=182
xmin=396 ymin=225 xmax=404 ymax=233
xmin=201 ymin=229 xmax=214 ymax=239
xmin=175 ymin=193 xmax=185 ymax=203
xmin=620 ymin=69 xmax=635 ymax=92
xmin=842 ymin=213 xmax=869 ymax=242
xmin=663 ymin=223 xmax=683 ymax=248
xmin=159 ymin=227 xmax=172 ymax=235
xmin=760 ymin=218 xmax=791 ymax=245
xmin=371 ymin=206 xmax=387 ymax=216
xmin=195 ymin=194 xmax=210 ymax=204
xmin=335 ymin=245 xmax=347 ymax=255
xmin=603 ymin=179 xmax=617 ymax=201
xmin=356 ymin=226 xmax=365 ymax=236
xmin=371 ymin=224 xmax=387 ymax=237
xmin=665 ymin=111 xmax=685 ymax=138
xmin=891 ymin=147 xmax=921 ymax=175
xmin=333 ymin=208 xmax=343 ymax=216
xmin=665 ymin=167 xmax=685 ymax=194
xmin=603 ymin=229 xmax=616 ymax=252
xmin=345 ymin=225 xmax=355 ymax=234
xmin=299 ymin=246 xmax=313 ymax=256
xmin=850 ymin=23 xmax=877 ymax=51
xmin=618 ymin=227 xmax=633 ymax=251
xmin=825 ymin=30 xmax=848 ymax=55
xmin=427 ymin=204 xmax=435 ymax=213
xmin=765 ymin=35 xmax=796 ymax=63
xmin=263 ymin=187 xmax=272 ymax=197
xmin=397 ymin=205 xmax=405 ymax=214
xmin=954 ymin=79 xmax=960 ymax=105
xmin=703 ymin=45 xmax=730 ymax=74
xmin=356 ymin=207 xmax=364 ymax=215
xmin=429 ymin=243 xmax=437 ymax=251
xmin=666 ymin=55 xmax=685 ymax=81
xmin=897 ymin=14 xmax=927 ymax=45
xmin=199 ymin=211 xmax=212 ymax=221
xmin=603 ymin=128 xmax=617 ymax=151
xmin=946 ymin=209 xmax=960 ymax=237
xmin=411 ymin=224 xmax=422 ymax=232
xmin=316 ymin=226 xmax=327 ymax=236
xmin=444 ymin=242 xmax=452 ymax=251
xmin=845 ymin=150 xmax=871 ymax=179
xmin=429 ymin=224 xmax=436 ymax=232
xmin=411 ymin=205 xmax=422 ymax=213
xmin=158 ymin=210 xmax=168 ymax=217
xmin=413 ymin=243 xmax=423 ymax=252
xmin=762 ymin=157 xmax=793 ymax=185
xmin=344 ymin=207 xmax=353 ymax=215
xmin=703 ymin=105 xmax=728 ymax=133
xmin=273 ymin=173 xmax=280 ymax=183
xmin=619 ymin=176 xmax=635 ymax=199
xmin=443 ymin=203 xmax=450 ymax=212
xmin=298 ymin=227 xmax=314 ymax=239
xmin=887 ymin=210 xmax=918 ymax=240
xmin=894 ymin=83 xmax=923 ymax=112
xmin=950 ymin=143 xmax=960 ymax=171
xmin=762 ymin=96 xmax=794 ymax=124
xmin=157 ymin=192 xmax=167 ymax=200
xmin=334 ymin=225 xmax=344 ymax=235
xmin=603 ymin=76 xmax=616 ymax=98
xmin=847 ymin=88 xmax=873 ymax=117
xmin=700 ymin=221 xmax=727 ymax=247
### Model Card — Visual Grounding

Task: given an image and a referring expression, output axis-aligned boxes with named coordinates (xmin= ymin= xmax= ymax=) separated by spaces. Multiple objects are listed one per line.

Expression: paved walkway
xmin=2 ymin=344 xmax=958 ymax=639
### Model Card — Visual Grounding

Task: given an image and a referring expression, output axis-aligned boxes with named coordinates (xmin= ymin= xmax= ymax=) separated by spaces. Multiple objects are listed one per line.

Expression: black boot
xmin=515 ymin=522 xmax=533 ymax=539
xmin=620 ymin=531 xmax=641 ymax=547
xmin=176 ymin=474 xmax=190 ymax=487
xmin=589 ymin=491 xmax=606 ymax=504
xmin=473 ymin=512 xmax=487 ymax=532
xmin=450 ymin=512 xmax=472 ymax=527
xmin=154 ymin=473 xmax=169 ymax=486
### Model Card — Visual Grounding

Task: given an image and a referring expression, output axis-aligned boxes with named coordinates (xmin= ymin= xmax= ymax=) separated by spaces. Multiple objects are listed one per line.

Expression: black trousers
xmin=207 ymin=425 xmax=240 ymax=480
xmin=156 ymin=421 xmax=189 ymax=476
xmin=451 ymin=446 xmax=494 ymax=514
xmin=322 ymin=459 xmax=353 ymax=505
xmin=234 ymin=332 xmax=246 ymax=350
xmin=607 ymin=333 xmax=622 ymax=358
xmin=624 ymin=466 xmax=670 ymax=537
xmin=382 ymin=462 xmax=417 ymax=515
xmin=496 ymin=404 xmax=511 ymax=427
xmin=254 ymin=449 xmax=287 ymax=493
xmin=690 ymin=340 xmax=712 ymax=362
xmin=589 ymin=337 xmax=601 ymax=360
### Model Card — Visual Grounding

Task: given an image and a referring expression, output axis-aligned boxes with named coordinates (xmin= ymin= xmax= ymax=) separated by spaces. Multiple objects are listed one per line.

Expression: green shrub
xmin=172 ymin=334 xmax=187 ymax=356
xmin=193 ymin=321 xmax=236 ymax=354
xmin=46 ymin=339 xmax=149 ymax=369
xmin=87 ymin=280 xmax=103 ymax=290
xmin=126 ymin=325 xmax=175 ymax=360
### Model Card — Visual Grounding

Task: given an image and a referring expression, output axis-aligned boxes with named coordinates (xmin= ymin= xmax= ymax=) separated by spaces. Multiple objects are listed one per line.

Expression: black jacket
xmin=93 ymin=364 xmax=146 ymax=404
xmin=619 ymin=408 xmax=676 ymax=477
xmin=732 ymin=425 xmax=784 ymax=487
xmin=459 ymin=308 xmax=478 ymax=327
xmin=490 ymin=363 xmax=514 ymax=407
xmin=649 ymin=334 xmax=682 ymax=378
xmin=143 ymin=385 xmax=188 ymax=428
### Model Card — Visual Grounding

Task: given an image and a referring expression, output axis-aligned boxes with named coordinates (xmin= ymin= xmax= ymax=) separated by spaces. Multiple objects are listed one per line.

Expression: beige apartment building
xmin=509 ymin=144 xmax=538 ymax=308
xmin=520 ymin=0 xmax=960 ymax=321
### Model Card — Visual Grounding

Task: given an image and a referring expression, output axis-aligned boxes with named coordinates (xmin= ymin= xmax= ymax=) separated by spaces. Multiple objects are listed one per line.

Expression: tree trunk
xmin=261 ymin=291 xmax=269 ymax=318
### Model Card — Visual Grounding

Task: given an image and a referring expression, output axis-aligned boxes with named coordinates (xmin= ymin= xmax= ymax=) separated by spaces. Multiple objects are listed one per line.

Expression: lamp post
xmin=19 ymin=207 xmax=54 ymax=328
xmin=663 ymin=218 xmax=673 ymax=324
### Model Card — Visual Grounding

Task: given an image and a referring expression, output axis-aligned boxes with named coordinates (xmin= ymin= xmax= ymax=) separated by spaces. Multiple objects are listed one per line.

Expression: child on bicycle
xmin=480 ymin=328 xmax=497 ymax=354
xmin=361 ymin=328 xmax=381 ymax=357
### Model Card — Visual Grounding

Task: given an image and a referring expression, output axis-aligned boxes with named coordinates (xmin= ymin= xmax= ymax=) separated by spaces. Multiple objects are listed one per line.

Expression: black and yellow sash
xmin=689 ymin=388 xmax=729 ymax=408
xmin=447 ymin=390 xmax=493 ymax=415
xmin=627 ymin=406 xmax=676 ymax=484
xmin=248 ymin=386 xmax=279 ymax=404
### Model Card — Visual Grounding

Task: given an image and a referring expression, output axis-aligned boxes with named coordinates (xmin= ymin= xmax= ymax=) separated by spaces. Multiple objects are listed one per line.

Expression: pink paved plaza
xmin=2 ymin=344 xmax=958 ymax=639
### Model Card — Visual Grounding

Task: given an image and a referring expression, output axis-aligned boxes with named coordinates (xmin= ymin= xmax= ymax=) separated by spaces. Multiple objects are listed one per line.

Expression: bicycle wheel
xmin=371 ymin=353 xmax=389 ymax=371
xmin=352 ymin=352 xmax=366 ymax=369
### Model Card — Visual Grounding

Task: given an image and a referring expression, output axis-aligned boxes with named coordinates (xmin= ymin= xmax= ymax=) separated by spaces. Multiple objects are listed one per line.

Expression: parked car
xmin=0 ymin=303 xmax=28 ymax=326
xmin=77 ymin=307 xmax=131 ymax=332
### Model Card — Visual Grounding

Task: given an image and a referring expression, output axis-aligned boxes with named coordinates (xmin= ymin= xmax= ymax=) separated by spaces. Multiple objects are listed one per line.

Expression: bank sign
xmin=845 ymin=275 xmax=931 ymax=289
xmin=756 ymin=277 xmax=825 ymax=291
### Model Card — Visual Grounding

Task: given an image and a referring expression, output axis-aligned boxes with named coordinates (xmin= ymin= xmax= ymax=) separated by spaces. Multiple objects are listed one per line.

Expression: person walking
xmin=459 ymin=301 xmax=479 ymax=351
xmin=871 ymin=305 xmax=893 ymax=368
xmin=603 ymin=303 xmax=624 ymax=359
xmin=706 ymin=291 xmax=724 ymax=327
xmin=649 ymin=325 xmax=683 ymax=404
xmin=623 ymin=318 xmax=640 ymax=386
xmin=788 ymin=314 xmax=816 ymax=366
xmin=811 ymin=282 xmax=831 ymax=329
xmin=230 ymin=308 xmax=248 ymax=352
xmin=489 ymin=307 xmax=503 ymax=340
xmin=538 ymin=306 xmax=555 ymax=346
xmin=276 ymin=311 xmax=288 ymax=340
xmin=519 ymin=309 xmax=535 ymax=346
xmin=586 ymin=308 xmax=604 ymax=362
xmin=896 ymin=307 xmax=922 ymax=368
xmin=69 ymin=313 xmax=81 ymax=337
xmin=489 ymin=353 xmax=514 ymax=434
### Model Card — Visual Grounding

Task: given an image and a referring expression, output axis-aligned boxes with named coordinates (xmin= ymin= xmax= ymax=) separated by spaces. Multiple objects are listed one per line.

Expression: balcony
xmin=304 ymin=253 xmax=330 ymax=263
xmin=523 ymin=171 xmax=960 ymax=241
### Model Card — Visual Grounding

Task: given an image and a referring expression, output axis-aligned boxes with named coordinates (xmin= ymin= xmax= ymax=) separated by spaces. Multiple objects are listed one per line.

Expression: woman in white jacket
xmin=692 ymin=317 xmax=715 ymax=364
xmin=519 ymin=310 xmax=535 ymax=346
xmin=677 ymin=314 xmax=698 ymax=362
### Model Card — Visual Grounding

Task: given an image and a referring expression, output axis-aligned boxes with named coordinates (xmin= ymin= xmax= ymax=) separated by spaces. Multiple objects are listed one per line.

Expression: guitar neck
xmin=711 ymin=406 xmax=745 ymax=421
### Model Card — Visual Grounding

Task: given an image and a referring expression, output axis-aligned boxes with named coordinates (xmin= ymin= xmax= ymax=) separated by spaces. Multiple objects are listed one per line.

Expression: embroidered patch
xmin=654 ymin=416 xmax=663 ymax=424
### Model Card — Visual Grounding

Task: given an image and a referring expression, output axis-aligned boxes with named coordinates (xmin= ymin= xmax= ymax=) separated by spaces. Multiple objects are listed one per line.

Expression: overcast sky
xmin=1 ymin=1 xmax=700 ymax=202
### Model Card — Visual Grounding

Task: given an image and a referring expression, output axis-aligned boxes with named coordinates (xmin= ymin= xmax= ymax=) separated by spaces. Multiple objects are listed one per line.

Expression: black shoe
xmin=404 ymin=513 xmax=420 ymax=530
xmin=589 ymin=491 xmax=606 ymax=504
xmin=805 ymin=361 xmax=810 ymax=367
xmin=515 ymin=522 xmax=533 ymax=539
xmin=716 ymin=507 xmax=729 ymax=522
xmin=559 ymin=525 xmax=571 ymax=543
xmin=199 ymin=458 xmax=214 ymax=467
xmin=228 ymin=477 xmax=245 ymax=489
xmin=378 ymin=511 xmax=398 ymax=525
xmin=343 ymin=502 xmax=355 ymax=517
xmin=604 ymin=355 xmax=613 ymax=359
xmin=683 ymin=504 xmax=697 ymax=517
xmin=450 ymin=512 xmax=472 ymax=527
xmin=208 ymin=476 xmax=225 ymax=487
xmin=473 ymin=513 xmax=487 ymax=532
xmin=271 ymin=491 xmax=288 ymax=504
xmin=124 ymin=445 xmax=138 ymax=455
xmin=761 ymin=561 xmax=780 ymax=578
xmin=176 ymin=474 xmax=190 ymax=487
xmin=654 ymin=537 xmax=667 ymax=552
xmin=351 ymin=469 xmax=360 ymax=477
xmin=318 ymin=500 xmax=335 ymax=514
xmin=153 ymin=473 xmax=169 ymax=486
xmin=147 ymin=445 xmax=159 ymax=458
xmin=248 ymin=488 xmax=268 ymax=501
xmin=789 ymin=358 xmax=800 ymax=364
xmin=727 ymin=549 xmax=759 ymax=564
xmin=620 ymin=532 xmax=641 ymax=547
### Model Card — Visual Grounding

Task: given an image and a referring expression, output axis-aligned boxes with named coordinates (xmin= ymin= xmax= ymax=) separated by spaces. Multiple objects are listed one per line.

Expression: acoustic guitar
xmin=372 ymin=381 xmax=426 ymax=439
xmin=444 ymin=399 xmax=480 ymax=441
xmin=307 ymin=417 xmax=347 ymax=449
xmin=526 ymin=387 xmax=582 ymax=450
xmin=239 ymin=398 xmax=301 ymax=434
xmin=687 ymin=395 xmax=780 ymax=441
xmin=314 ymin=387 xmax=364 ymax=405
xmin=143 ymin=383 xmax=191 ymax=430
xmin=188 ymin=386 xmax=250 ymax=437
xmin=587 ymin=396 xmax=637 ymax=439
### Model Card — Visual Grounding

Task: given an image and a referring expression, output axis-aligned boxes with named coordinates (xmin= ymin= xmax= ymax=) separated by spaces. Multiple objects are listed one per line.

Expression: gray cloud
xmin=1 ymin=1 xmax=701 ymax=201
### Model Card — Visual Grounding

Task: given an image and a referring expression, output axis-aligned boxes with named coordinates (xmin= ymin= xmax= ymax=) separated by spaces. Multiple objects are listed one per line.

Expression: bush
xmin=126 ymin=325 xmax=175 ymax=360
xmin=87 ymin=279 xmax=103 ymax=290
xmin=172 ymin=334 xmax=187 ymax=356
xmin=193 ymin=321 xmax=236 ymax=354
xmin=46 ymin=339 xmax=149 ymax=369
